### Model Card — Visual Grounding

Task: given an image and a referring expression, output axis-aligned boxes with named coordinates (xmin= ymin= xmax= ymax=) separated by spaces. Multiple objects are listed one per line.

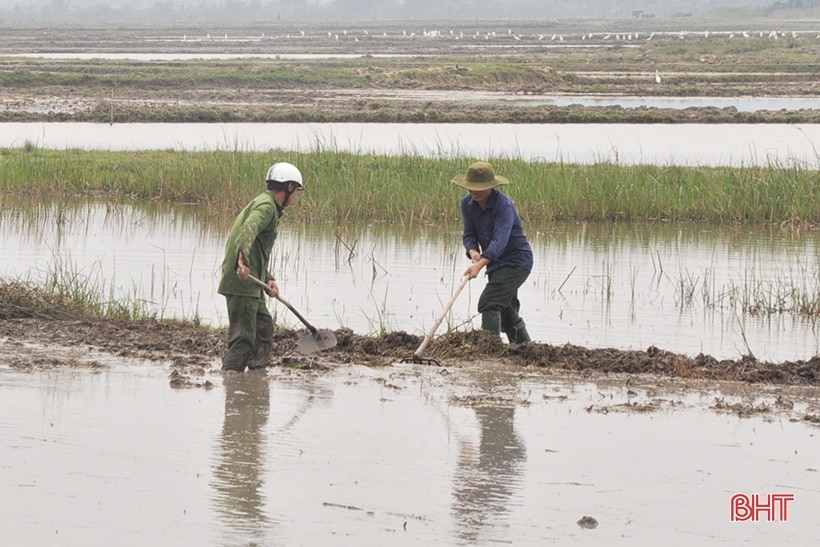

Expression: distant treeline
xmin=2 ymin=0 xmax=812 ymax=24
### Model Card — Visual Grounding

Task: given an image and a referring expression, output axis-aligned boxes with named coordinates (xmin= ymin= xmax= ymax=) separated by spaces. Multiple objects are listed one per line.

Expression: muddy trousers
xmin=222 ymin=295 xmax=274 ymax=372
xmin=477 ymin=265 xmax=531 ymax=343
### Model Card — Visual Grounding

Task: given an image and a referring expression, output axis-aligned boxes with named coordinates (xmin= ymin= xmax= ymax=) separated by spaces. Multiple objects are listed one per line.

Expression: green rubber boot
xmin=512 ymin=319 xmax=531 ymax=344
xmin=504 ymin=318 xmax=531 ymax=344
xmin=481 ymin=310 xmax=502 ymax=337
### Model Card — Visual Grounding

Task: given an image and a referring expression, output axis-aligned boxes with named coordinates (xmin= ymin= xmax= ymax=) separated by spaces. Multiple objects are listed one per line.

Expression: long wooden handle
xmin=413 ymin=275 xmax=471 ymax=359
xmin=247 ymin=274 xmax=317 ymax=334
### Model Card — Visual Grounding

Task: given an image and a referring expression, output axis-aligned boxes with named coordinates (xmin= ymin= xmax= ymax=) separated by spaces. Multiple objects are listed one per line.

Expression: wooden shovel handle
xmin=246 ymin=274 xmax=317 ymax=334
xmin=413 ymin=275 xmax=471 ymax=359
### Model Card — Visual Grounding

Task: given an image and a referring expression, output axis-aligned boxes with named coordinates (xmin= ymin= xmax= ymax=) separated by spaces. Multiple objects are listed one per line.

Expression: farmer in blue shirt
xmin=453 ymin=161 xmax=533 ymax=343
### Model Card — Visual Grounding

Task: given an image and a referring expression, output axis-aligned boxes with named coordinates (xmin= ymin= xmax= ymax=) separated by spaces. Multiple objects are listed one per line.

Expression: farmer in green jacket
xmin=217 ymin=162 xmax=304 ymax=372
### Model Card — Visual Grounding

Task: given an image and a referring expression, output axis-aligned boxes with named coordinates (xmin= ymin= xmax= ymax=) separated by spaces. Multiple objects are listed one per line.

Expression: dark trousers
xmin=222 ymin=295 xmax=274 ymax=372
xmin=477 ymin=265 xmax=530 ymax=337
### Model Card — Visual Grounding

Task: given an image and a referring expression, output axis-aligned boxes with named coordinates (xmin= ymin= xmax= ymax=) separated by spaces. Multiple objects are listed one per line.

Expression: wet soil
xmin=3 ymin=309 xmax=819 ymax=389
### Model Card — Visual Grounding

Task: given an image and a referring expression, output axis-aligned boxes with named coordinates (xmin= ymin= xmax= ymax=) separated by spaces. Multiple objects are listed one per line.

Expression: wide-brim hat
xmin=451 ymin=161 xmax=509 ymax=191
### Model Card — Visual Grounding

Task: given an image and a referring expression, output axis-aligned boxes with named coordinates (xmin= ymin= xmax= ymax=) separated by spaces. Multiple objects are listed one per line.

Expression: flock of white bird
xmin=181 ymin=27 xmax=820 ymax=43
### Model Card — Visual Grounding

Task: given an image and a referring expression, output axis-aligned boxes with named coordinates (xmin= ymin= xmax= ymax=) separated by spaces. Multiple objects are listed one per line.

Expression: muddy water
xmin=1 ymin=346 xmax=819 ymax=546
xmin=3 ymin=201 xmax=820 ymax=363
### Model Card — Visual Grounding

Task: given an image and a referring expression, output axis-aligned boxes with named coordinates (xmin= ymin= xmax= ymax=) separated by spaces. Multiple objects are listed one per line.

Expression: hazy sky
xmin=0 ymin=0 xmax=781 ymax=21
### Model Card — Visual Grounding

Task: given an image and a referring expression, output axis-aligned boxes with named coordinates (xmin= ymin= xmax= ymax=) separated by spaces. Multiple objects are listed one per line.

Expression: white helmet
xmin=266 ymin=162 xmax=304 ymax=189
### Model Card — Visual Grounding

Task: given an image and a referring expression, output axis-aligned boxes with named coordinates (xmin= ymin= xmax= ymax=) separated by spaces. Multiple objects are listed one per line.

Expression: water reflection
xmin=452 ymin=403 xmax=526 ymax=545
xmin=211 ymin=371 xmax=273 ymax=542
xmin=2 ymin=361 xmax=818 ymax=545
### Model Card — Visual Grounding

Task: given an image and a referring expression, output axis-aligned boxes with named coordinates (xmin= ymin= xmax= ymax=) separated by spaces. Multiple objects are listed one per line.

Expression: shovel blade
xmin=295 ymin=329 xmax=337 ymax=355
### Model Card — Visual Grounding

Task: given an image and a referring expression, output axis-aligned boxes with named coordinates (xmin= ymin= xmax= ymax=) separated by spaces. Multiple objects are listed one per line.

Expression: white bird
xmin=655 ymin=70 xmax=662 ymax=84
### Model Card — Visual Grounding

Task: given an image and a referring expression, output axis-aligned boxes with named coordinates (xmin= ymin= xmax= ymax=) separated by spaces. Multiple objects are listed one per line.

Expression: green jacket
xmin=217 ymin=191 xmax=283 ymax=298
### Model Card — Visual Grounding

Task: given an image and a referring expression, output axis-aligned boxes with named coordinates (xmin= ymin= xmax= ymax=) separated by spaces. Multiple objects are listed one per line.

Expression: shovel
xmin=247 ymin=274 xmax=337 ymax=355
xmin=403 ymin=275 xmax=471 ymax=366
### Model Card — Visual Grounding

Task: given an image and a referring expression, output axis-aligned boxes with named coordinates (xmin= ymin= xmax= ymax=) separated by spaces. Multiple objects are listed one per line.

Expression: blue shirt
xmin=460 ymin=189 xmax=533 ymax=273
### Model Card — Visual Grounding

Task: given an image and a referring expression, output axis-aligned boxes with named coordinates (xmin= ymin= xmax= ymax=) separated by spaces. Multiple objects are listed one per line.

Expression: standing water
xmin=1 ymin=121 xmax=818 ymax=168
xmin=1 ymin=349 xmax=818 ymax=545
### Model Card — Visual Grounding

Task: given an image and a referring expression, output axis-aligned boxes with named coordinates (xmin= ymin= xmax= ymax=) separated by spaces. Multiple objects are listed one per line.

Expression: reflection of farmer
xmin=452 ymin=403 xmax=527 ymax=544
xmin=452 ymin=161 xmax=533 ymax=343
xmin=212 ymin=371 xmax=272 ymax=536
xmin=217 ymin=162 xmax=304 ymax=372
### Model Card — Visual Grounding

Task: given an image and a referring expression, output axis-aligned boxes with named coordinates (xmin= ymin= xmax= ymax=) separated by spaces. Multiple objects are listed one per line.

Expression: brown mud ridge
xmin=3 ymin=313 xmax=820 ymax=388
xmin=3 ymin=91 xmax=818 ymax=125
xmin=4 ymin=312 xmax=820 ymax=423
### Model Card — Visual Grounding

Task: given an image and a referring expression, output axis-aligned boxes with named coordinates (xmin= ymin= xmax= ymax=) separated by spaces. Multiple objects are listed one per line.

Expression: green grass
xmin=0 ymin=259 xmax=160 ymax=321
xmin=0 ymin=144 xmax=818 ymax=227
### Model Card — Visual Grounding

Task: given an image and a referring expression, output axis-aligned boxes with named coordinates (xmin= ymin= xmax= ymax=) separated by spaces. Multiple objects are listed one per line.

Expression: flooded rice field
xmin=2 ymin=346 xmax=819 ymax=546
xmin=4 ymin=197 xmax=820 ymax=544
xmin=2 ymin=20 xmax=819 ymax=545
